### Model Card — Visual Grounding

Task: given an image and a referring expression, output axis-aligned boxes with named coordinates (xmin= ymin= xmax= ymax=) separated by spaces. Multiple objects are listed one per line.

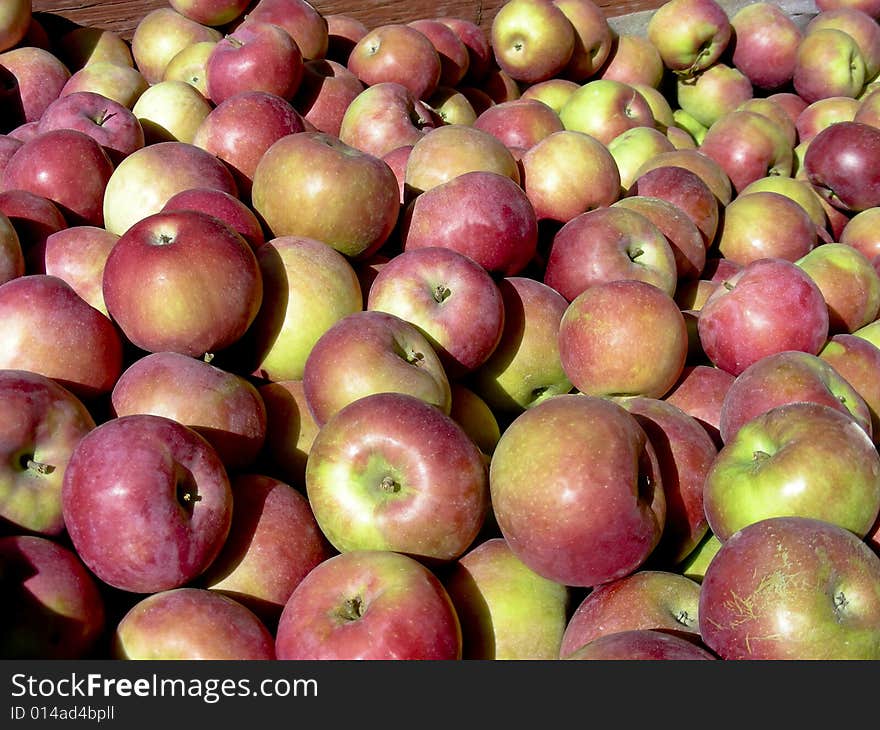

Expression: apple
xmin=607 ymin=126 xmax=676 ymax=195
xmin=408 ymin=18 xmax=470 ymax=88
xmin=553 ymin=0 xmax=613 ymax=81
xmin=0 ymin=65 xmax=25 ymax=134
xmin=0 ymin=535 xmax=105 ymax=659
xmin=597 ymin=33 xmax=665 ymax=89
xmin=804 ymin=121 xmax=880 ymax=212
xmin=490 ymin=393 xmax=665 ymax=587
xmin=42 ymin=225 xmax=118 ymax=316
xmin=664 ymin=364 xmax=736 ymax=448
xmin=729 ymin=1 xmax=802 ymax=91
xmin=238 ymin=0 xmax=329 ymax=62
xmin=699 ymin=516 xmax=880 ymax=659
xmin=697 ymin=257 xmax=830 ymax=376
xmin=444 ymin=537 xmax=569 ymax=659
xmin=718 ymin=350 xmax=873 ymax=444
xmin=543 ymin=206 xmax=678 ymax=301
xmin=0 ymin=274 xmax=123 ymax=400
xmin=564 ymin=629 xmax=717 ymax=659
xmin=58 ymin=61 xmax=149 ymax=110
xmin=61 ymin=413 xmax=233 ymax=594
xmin=646 ymin=0 xmax=731 ymax=77
xmin=633 ymin=147 xmax=733 ymax=207
xmin=0 ymin=209 xmax=22 ymax=284
xmin=448 ymin=382 xmax=502 ymax=459
xmin=424 ymin=86 xmax=478 ymax=126
xmin=472 ymin=98 xmax=564 ymax=152
xmin=806 ymin=7 xmax=880 ymax=81
xmin=840 ymin=206 xmax=880 ymax=260
xmin=162 ymin=39 xmax=216 ymax=97
xmin=400 ymin=169 xmax=538 ymax=276
xmin=470 ymin=276 xmax=573 ymax=415
xmin=292 ymin=58 xmax=364 ymax=138
xmin=676 ymin=63 xmax=753 ymax=130
xmin=438 ymin=17 xmax=493 ymax=85
xmin=192 ymin=90 xmax=306 ymax=200
xmin=0 ymin=0 xmax=30 ymax=53
xmin=768 ymin=90 xmax=809 ymax=125
xmin=632 ymin=83 xmax=676 ymax=132
xmin=793 ymin=28 xmax=866 ymax=104
xmin=367 ymin=246 xmax=505 ymax=377
xmin=102 ymin=209 xmax=263 ymax=359
xmin=275 ymin=549 xmax=462 ymax=660
xmin=251 ymin=131 xmax=400 ymax=259
xmin=816 ymin=0 xmax=880 ymax=19
xmin=301 ymin=309 xmax=451 ymax=426
xmin=168 ymin=0 xmax=251 ymax=27
xmin=56 ymin=26 xmax=134 ymax=71
xmin=820 ymin=333 xmax=880 ymax=440
xmin=0 ymin=189 xmax=66 ymax=274
xmin=114 ymin=588 xmax=274 ymax=660
xmin=200 ymin=473 xmax=333 ymax=626
xmin=258 ymin=379 xmax=321 ymax=487
xmin=519 ymin=78 xmax=579 ymax=113
xmin=162 ymin=187 xmax=265 ymax=251
xmin=0 ymin=46 xmax=70 ymax=123
xmin=738 ymin=174 xmax=831 ymax=236
xmin=558 ymin=78 xmax=655 ymax=146
xmin=671 ymin=108 xmax=708 ymax=145
xmin=324 ymin=13 xmax=368 ymax=62
xmin=131 ymin=78 xmax=213 ymax=145
xmin=856 ymin=86 xmax=880 ymax=128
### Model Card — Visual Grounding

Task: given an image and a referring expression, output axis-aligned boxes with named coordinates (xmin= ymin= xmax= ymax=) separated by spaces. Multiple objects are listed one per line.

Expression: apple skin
xmin=251 ymin=131 xmax=400 ymax=259
xmin=367 ymin=246 xmax=505 ymax=378
xmin=0 ymin=46 xmax=70 ymax=124
xmin=836 ymin=205 xmax=880 ymax=262
xmin=565 ymin=628 xmax=717 ymax=659
xmin=292 ymin=58 xmax=364 ymax=138
xmin=470 ymin=276 xmax=573 ymax=415
xmin=400 ymin=170 xmax=538 ymax=277
xmin=257 ymin=379 xmax=321 ymax=488
xmin=114 ymin=588 xmax=275 ymax=660
xmin=804 ymin=121 xmax=880 ymax=213
xmin=543 ymin=205 xmax=679 ymax=302
xmin=0 ymin=369 xmax=95 ymax=536
xmin=131 ymin=78 xmax=213 ymax=146
xmin=61 ymin=413 xmax=233 ymax=595
xmin=168 ymin=0 xmax=251 ymax=27
xmin=200 ymin=473 xmax=334 ymax=627
xmin=473 ymin=98 xmax=564 ymax=152
xmin=110 ymin=351 xmax=268 ymax=472
xmin=807 ymin=8 xmax=880 ymax=82
xmin=448 ymin=382 xmax=502 ymax=460
xmin=438 ymin=17 xmax=492 ymax=85
xmin=646 ymin=0 xmax=731 ymax=76
xmin=0 ymin=535 xmax=105 ymax=659
xmin=664 ymin=364 xmax=735 ymax=448
xmin=553 ymin=0 xmax=613 ymax=82
xmin=302 ymin=309 xmax=451 ymax=427
xmin=275 ymin=549 xmax=462 ymax=660
xmin=42 ymin=225 xmax=117 ymax=317
xmin=162 ymin=39 xmax=216 ymax=98
xmin=0 ymin=208 xmax=23 ymax=284
xmin=325 ymin=13 xmax=368 ymax=63
xmin=738 ymin=174 xmax=831 ymax=236
xmin=239 ymin=0 xmax=329 ymax=62
xmin=0 ymin=189 xmax=66 ymax=273
xmin=634 ymin=147 xmax=734 ymax=208
xmin=793 ymin=27 xmax=866 ymax=104
xmin=705 ymin=402 xmax=880 ymax=542
xmin=520 ymin=78 xmax=579 ymax=113
xmin=408 ymin=18 xmax=470 ymax=88
xmin=102 ymin=209 xmax=263 ymax=359
xmin=0 ymin=275 xmax=123 ymax=400
xmin=58 ymin=61 xmax=149 ymax=110
xmin=558 ymin=278 xmax=688 ymax=399
xmin=162 ymin=187 xmax=265 ymax=251
xmin=607 ymin=126 xmax=676 ymax=196
xmin=729 ymin=1 xmax=802 ymax=91
xmin=558 ymin=78 xmax=655 ymax=146
xmin=820 ymin=333 xmax=880 ymax=441
xmin=0 ymin=0 xmax=31 ymax=53
xmin=699 ymin=516 xmax=880 ymax=659
xmin=444 ymin=537 xmax=570 ymax=660
xmin=697 ymin=257 xmax=830 ymax=377
xmin=559 ymin=570 xmax=703 ymax=657
xmin=796 ymin=96 xmax=861 ymax=146
xmin=676 ymin=63 xmax=754 ymax=131
xmin=305 ymin=391 xmax=488 ymax=561
xmin=489 ymin=393 xmax=666 ymax=588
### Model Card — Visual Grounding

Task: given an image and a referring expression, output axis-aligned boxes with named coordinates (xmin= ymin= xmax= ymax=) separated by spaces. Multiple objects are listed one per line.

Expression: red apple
xmin=291 ymin=58 xmax=364 ymax=138
xmin=239 ymin=0 xmax=329 ymax=61
xmin=0 ymin=209 xmax=22 ymax=283
xmin=161 ymin=187 xmax=264 ymax=251
xmin=0 ymin=189 xmax=66 ymax=274
xmin=729 ymin=1 xmax=802 ymax=91
xmin=804 ymin=121 xmax=880 ymax=212
xmin=0 ymin=46 xmax=70 ymax=123
xmin=553 ymin=0 xmax=613 ymax=81
xmin=558 ymin=78 xmax=655 ymax=146
xmin=324 ymin=13 xmax=368 ymax=63
xmin=664 ymin=364 xmax=735 ymax=448
xmin=42 ymin=225 xmax=117 ymax=316
xmin=473 ymin=98 xmax=564 ymax=152
xmin=820 ymin=333 xmax=880 ymax=441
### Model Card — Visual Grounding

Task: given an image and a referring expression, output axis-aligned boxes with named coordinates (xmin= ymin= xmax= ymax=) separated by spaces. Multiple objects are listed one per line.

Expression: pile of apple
xmin=3 ymin=0 xmax=880 ymax=662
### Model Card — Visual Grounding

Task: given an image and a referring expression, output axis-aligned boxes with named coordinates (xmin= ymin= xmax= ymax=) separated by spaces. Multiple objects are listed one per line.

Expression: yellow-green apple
xmin=367 ymin=246 xmax=505 ymax=378
xmin=634 ymin=147 xmax=733 ymax=207
xmin=552 ymin=0 xmax=612 ymax=81
xmin=205 ymin=21 xmax=303 ymax=107
xmin=302 ymin=309 xmax=451 ymax=426
xmin=632 ymin=83 xmax=676 ymax=132
xmin=130 ymin=7 xmax=221 ymax=85
xmin=718 ymin=350 xmax=873 ymax=444
xmin=62 ymin=413 xmax=233 ymax=594
xmin=114 ymin=588 xmax=274 ymax=660
xmin=102 ymin=140 xmax=238 ymax=236
xmin=191 ymin=90 xmax=306 ymax=200
xmin=0 ymin=189 xmax=65 ymax=273
xmin=607 ymin=126 xmax=675 ymax=195
xmin=305 ymin=391 xmax=488 ymax=561
xmin=403 ymin=123 xmax=521 ymax=196
xmin=0 ymin=210 xmax=22 ymax=284
xmin=697 ymin=257 xmax=830 ymax=376
xmin=676 ymin=63 xmax=753 ymax=130
xmin=671 ymin=108 xmax=707 ymax=145
xmin=558 ymin=78 xmax=654 ymax=145
xmin=797 ymin=242 xmax=880 ymax=333
xmin=347 ymin=23 xmax=441 ymax=100
xmin=646 ymin=0 xmax=731 ymax=77
xmin=472 ymin=98 xmax=564 ymax=152
xmin=200 ymin=473 xmax=333 ymax=627
xmin=257 ymin=379 xmax=321 ymax=487
xmin=0 ymin=0 xmax=30 ymax=53
xmin=439 ymin=17 xmax=492 ymax=85
xmin=444 ymin=537 xmax=569 ymax=659
xmin=110 ymin=351 xmax=268 ymax=471
xmin=664 ymin=364 xmax=735 ymax=447
xmin=706 ymin=402 xmax=880 ymax=541
xmin=738 ymin=174 xmax=830 ymax=236
xmin=490 ymin=393 xmax=666 ymax=587
xmin=490 ymin=0 xmax=576 ymax=84
xmin=699 ymin=516 xmax=880 ymax=659
xmin=56 ymin=26 xmax=134 ymax=70
xmin=0 ymin=275 xmax=123 ymax=399
xmin=560 ymin=570 xmax=703 ymax=657
xmin=162 ymin=40 xmax=216 ymax=97
xmin=42 ymin=225 xmax=118 ymax=316
xmin=448 ymin=382 xmax=502 ymax=460
xmin=565 ymin=628 xmax=716 ymax=659
xmin=238 ymin=236 xmax=362 ymax=382
xmin=131 ymin=79 xmax=212 ymax=145
xmin=793 ymin=28 xmax=866 ymax=103
xmin=820 ymin=333 xmax=880 ymax=441
xmin=407 ymin=18 xmax=470 ymax=88
xmin=400 ymin=170 xmax=538 ymax=276
xmin=161 ymin=187 xmax=265 ymax=251
xmin=807 ymin=7 xmax=880 ymax=81
xmin=424 ymin=86 xmax=478 ymax=126
xmin=0 ymin=535 xmax=104 ymax=659
xmin=337 ymin=81 xmax=438 ymax=159
xmin=102 ymin=209 xmax=263 ymax=359
xmin=597 ymin=33 xmax=665 ymax=88
xmin=59 ymin=61 xmax=149 ymax=110
xmin=519 ymin=129 xmax=621 ymax=223
xmin=168 ymin=0 xmax=251 ymax=27
xmin=797 ymin=96 xmax=861 ymax=146
xmin=676 ymin=530 xmax=721 ymax=582
xmin=239 ymin=0 xmax=328 ymax=61
xmin=737 ymin=97 xmax=798 ymax=149
xmin=0 ymin=46 xmax=70 ymax=123
xmin=612 ymin=195 xmax=706 ymax=281
xmin=840 ymin=206 xmax=880 ymax=261
xmin=519 ymin=77 xmax=579 ymax=113
xmin=698 ymin=109 xmax=794 ymax=195
xmin=0 ymin=369 xmax=94 ymax=536
xmin=543 ymin=206 xmax=678 ymax=301
xmin=717 ymin=190 xmax=817 ymax=265
xmin=292 ymin=58 xmax=364 ymax=137
xmin=275 ymin=549 xmax=462 ymax=660
xmin=804 ymin=121 xmax=880 ymax=212
xmin=37 ymin=90 xmax=145 ymax=165
xmin=324 ymin=13 xmax=368 ymax=62
xmin=855 ymin=86 xmax=880 ymax=128
xmin=729 ymin=1 xmax=802 ymax=91
xmin=2 ymin=128 xmax=113 ymax=227
xmin=251 ymin=131 xmax=400 ymax=259
xmin=630 ymin=163 xmax=720 ymax=248
xmin=470 ymin=276 xmax=573 ymax=415
xmin=558 ymin=278 xmax=688 ymax=398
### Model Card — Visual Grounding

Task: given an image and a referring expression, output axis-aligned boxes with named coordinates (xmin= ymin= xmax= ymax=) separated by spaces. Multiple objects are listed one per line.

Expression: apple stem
xmin=433 ymin=285 xmax=452 ymax=303
xmin=337 ymin=596 xmax=366 ymax=622
xmin=628 ymin=248 xmax=645 ymax=262
xmin=752 ymin=450 xmax=771 ymax=465
xmin=379 ymin=475 xmax=401 ymax=493
xmin=26 ymin=458 xmax=55 ymax=475
xmin=203 ymin=352 xmax=215 ymax=364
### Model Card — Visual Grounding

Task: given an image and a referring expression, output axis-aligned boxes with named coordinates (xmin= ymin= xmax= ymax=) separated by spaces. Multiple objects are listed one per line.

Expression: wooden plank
xmin=31 ymin=0 xmax=669 ymax=41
